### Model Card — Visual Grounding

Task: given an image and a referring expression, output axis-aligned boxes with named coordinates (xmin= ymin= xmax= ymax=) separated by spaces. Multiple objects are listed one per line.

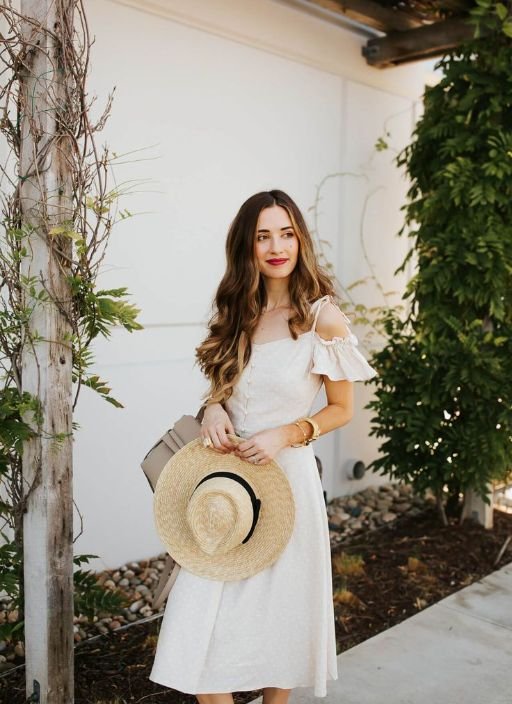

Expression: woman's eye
xmin=256 ymin=232 xmax=294 ymax=241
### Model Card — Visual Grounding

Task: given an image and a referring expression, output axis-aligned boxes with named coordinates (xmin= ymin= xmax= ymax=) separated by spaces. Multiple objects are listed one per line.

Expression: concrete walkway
xmin=249 ymin=561 xmax=512 ymax=704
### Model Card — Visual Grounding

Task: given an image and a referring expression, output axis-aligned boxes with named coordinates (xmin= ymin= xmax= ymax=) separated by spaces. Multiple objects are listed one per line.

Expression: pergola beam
xmin=362 ymin=16 xmax=476 ymax=67
xmin=300 ymin=0 xmax=424 ymax=33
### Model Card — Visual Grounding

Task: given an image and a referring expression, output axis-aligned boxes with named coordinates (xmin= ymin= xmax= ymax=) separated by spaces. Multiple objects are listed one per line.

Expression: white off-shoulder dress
xmin=149 ymin=294 xmax=377 ymax=698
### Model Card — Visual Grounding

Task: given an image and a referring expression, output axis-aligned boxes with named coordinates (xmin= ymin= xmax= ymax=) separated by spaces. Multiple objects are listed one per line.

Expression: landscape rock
xmin=394 ymin=502 xmax=412 ymax=513
xmin=328 ymin=511 xmax=351 ymax=526
xmin=382 ymin=511 xmax=398 ymax=523
xmin=129 ymin=600 xmax=144 ymax=613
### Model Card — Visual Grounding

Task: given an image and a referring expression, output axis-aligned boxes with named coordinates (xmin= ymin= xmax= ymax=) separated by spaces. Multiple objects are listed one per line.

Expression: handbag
xmin=141 ymin=406 xmax=206 ymax=491
xmin=140 ymin=404 xmax=206 ymax=609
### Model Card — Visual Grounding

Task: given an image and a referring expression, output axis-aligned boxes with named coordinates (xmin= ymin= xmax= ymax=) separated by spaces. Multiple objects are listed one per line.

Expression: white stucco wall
xmin=64 ymin=0 xmax=438 ymax=569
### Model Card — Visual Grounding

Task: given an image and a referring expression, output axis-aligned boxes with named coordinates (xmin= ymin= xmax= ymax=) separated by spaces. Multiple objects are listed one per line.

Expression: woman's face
xmin=254 ymin=205 xmax=299 ymax=282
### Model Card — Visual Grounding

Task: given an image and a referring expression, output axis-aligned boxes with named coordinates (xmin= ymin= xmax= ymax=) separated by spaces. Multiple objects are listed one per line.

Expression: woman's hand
xmin=233 ymin=426 xmax=290 ymax=466
xmin=201 ymin=402 xmax=237 ymax=454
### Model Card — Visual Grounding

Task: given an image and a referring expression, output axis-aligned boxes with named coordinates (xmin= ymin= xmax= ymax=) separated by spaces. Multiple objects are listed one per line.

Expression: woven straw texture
xmin=153 ymin=435 xmax=295 ymax=580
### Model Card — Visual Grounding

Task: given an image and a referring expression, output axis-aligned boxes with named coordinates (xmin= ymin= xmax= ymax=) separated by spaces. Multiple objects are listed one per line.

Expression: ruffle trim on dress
xmin=310 ymin=331 xmax=377 ymax=382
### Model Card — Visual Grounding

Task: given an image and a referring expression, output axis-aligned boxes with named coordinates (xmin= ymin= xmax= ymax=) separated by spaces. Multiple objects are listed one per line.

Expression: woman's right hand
xmin=200 ymin=402 xmax=237 ymax=454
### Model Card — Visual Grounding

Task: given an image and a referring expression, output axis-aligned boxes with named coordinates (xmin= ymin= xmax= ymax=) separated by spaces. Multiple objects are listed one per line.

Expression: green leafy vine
xmin=364 ymin=0 xmax=512 ymax=524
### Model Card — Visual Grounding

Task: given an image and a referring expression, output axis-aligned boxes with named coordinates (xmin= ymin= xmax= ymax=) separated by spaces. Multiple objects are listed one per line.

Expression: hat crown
xmin=186 ymin=476 xmax=255 ymax=556
xmin=153 ymin=435 xmax=295 ymax=581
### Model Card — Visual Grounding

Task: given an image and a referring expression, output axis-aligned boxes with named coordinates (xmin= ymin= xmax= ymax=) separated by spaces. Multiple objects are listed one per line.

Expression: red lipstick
xmin=267 ymin=259 xmax=288 ymax=265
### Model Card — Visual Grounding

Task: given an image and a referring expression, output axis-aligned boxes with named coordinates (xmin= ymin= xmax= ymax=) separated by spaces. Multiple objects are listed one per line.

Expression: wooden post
xmin=19 ymin=1 xmax=74 ymax=701
xmin=461 ymin=484 xmax=494 ymax=529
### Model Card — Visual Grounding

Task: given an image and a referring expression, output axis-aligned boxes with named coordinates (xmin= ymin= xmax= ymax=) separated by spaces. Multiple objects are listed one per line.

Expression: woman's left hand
xmin=233 ymin=426 xmax=289 ymax=465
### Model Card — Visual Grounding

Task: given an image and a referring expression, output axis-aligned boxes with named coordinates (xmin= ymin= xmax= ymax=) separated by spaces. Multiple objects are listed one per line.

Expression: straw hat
xmin=153 ymin=435 xmax=295 ymax=581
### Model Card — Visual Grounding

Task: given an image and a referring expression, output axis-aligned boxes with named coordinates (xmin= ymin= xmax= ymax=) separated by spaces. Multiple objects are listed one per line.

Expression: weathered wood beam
xmin=301 ymin=0 xmax=424 ymax=33
xmin=20 ymin=1 xmax=74 ymax=702
xmin=362 ymin=16 xmax=476 ymax=67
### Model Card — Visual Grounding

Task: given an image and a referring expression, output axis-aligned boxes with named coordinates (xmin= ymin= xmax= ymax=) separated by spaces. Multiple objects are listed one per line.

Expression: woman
xmin=149 ymin=189 xmax=377 ymax=704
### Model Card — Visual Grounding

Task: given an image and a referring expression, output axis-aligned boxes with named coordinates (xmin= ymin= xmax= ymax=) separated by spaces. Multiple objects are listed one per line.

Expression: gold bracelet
xmin=291 ymin=421 xmax=308 ymax=448
xmin=290 ymin=416 xmax=321 ymax=447
xmin=297 ymin=416 xmax=321 ymax=445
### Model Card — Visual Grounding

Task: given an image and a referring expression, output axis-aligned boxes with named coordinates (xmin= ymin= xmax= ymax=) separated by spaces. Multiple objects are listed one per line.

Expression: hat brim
xmin=153 ymin=436 xmax=295 ymax=581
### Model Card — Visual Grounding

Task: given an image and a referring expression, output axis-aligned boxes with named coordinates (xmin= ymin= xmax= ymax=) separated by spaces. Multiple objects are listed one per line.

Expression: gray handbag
xmin=141 ymin=405 xmax=206 ymax=609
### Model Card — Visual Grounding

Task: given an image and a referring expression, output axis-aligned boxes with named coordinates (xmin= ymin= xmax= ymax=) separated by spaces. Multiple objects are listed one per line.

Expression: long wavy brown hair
xmin=195 ymin=189 xmax=339 ymax=406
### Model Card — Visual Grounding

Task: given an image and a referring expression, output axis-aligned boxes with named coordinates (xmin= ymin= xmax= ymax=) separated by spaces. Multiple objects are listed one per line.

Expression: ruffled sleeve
xmin=310 ymin=330 xmax=378 ymax=382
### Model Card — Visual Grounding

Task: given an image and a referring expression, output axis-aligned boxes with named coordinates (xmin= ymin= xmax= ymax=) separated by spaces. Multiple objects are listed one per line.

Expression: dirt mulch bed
xmin=331 ymin=505 xmax=512 ymax=651
xmin=2 ymin=506 xmax=511 ymax=704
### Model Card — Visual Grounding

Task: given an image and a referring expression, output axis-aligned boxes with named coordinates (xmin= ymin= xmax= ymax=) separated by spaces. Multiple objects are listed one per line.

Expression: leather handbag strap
xmin=152 ymin=554 xmax=181 ymax=610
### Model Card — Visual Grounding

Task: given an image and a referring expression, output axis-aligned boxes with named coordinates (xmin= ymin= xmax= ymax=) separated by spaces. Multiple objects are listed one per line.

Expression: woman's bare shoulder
xmin=315 ymin=301 xmax=350 ymax=341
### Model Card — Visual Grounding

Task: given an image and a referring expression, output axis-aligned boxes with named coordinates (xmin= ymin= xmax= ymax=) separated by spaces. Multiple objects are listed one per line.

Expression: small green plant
xmin=72 ymin=555 xmax=130 ymax=622
xmin=0 ymin=548 xmax=129 ymax=642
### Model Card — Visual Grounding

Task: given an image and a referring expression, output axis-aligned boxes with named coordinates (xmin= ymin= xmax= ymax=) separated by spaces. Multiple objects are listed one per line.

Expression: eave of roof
xmin=278 ymin=0 xmax=477 ymax=67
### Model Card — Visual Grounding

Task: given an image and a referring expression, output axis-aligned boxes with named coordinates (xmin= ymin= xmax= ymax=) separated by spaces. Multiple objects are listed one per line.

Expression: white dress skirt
xmin=149 ymin=295 xmax=377 ymax=697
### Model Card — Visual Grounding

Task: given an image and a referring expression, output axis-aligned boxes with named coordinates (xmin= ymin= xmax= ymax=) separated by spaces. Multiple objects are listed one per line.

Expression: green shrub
xmin=366 ymin=0 xmax=512 ymax=523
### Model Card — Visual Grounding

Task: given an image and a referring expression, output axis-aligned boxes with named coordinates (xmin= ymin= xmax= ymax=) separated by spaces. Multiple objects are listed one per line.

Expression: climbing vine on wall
xmin=365 ymin=0 xmax=512 ymax=525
